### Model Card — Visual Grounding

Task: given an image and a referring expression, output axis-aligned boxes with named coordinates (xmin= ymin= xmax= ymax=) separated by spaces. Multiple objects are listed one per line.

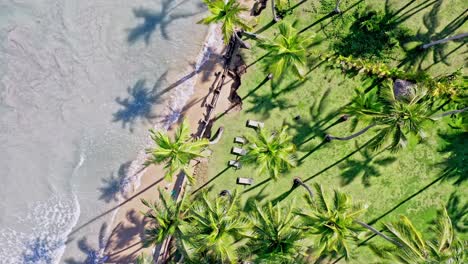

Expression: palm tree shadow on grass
xmin=243 ymin=185 xmax=269 ymax=213
xmin=285 ymin=88 xmax=342 ymax=147
xmin=127 ymin=0 xmax=203 ymax=44
xmin=398 ymin=2 xmax=468 ymax=70
xmin=437 ymin=130 xmax=468 ymax=185
xmin=445 ymin=192 xmax=468 ymax=233
xmin=245 ymin=92 xmax=296 ymax=119
xmin=271 ymin=138 xmax=375 ymax=205
xmin=339 ymin=143 xmax=397 ymax=187
xmin=332 ymin=0 xmax=442 ymax=61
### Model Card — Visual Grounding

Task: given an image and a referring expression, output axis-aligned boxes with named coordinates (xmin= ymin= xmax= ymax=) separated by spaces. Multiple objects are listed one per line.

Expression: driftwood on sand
xmin=197 ymin=31 xmax=247 ymax=139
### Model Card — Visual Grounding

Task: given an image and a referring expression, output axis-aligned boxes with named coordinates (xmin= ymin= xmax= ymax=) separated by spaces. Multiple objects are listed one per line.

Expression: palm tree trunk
xmin=271 ymin=0 xmax=280 ymax=22
xmin=293 ymin=177 xmax=313 ymax=198
xmin=209 ymin=126 xmax=224 ymax=145
xmin=354 ymin=220 xmax=402 ymax=247
xmin=233 ymin=31 xmax=251 ymax=49
xmin=436 ymin=106 xmax=468 ymax=118
xmin=334 ymin=0 xmax=343 ymax=14
xmin=241 ymin=30 xmax=259 ymax=39
xmin=219 ymin=189 xmax=232 ymax=198
xmin=422 ymin=33 xmax=468 ymax=49
xmin=325 ymin=123 xmax=377 ymax=142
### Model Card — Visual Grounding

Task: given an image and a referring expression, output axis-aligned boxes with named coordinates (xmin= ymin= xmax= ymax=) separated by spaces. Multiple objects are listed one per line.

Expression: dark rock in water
xmin=393 ymin=79 xmax=417 ymax=101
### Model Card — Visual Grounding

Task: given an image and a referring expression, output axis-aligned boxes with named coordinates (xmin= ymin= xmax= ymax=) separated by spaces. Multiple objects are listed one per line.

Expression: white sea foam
xmin=119 ymin=23 xmax=223 ymax=196
xmin=0 ymin=0 xmax=217 ymax=262
xmin=0 ymin=195 xmax=80 ymax=264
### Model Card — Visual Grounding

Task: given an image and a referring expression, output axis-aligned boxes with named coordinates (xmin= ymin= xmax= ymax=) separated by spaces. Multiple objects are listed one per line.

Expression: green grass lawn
xmin=191 ymin=0 xmax=467 ymax=262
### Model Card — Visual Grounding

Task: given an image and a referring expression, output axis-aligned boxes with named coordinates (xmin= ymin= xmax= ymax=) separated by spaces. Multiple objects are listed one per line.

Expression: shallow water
xmin=0 ymin=0 xmax=208 ymax=262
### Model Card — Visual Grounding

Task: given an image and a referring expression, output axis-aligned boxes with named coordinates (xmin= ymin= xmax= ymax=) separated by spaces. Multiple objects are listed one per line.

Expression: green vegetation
xmin=240 ymin=126 xmax=297 ymax=181
xmin=372 ymin=208 xmax=465 ymax=263
xmin=145 ymin=119 xmax=209 ymax=183
xmin=143 ymin=0 xmax=467 ymax=263
xmin=258 ymin=21 xmax=313 ymax=88
xmin=198 ymin=0 xmax=251 ymax=43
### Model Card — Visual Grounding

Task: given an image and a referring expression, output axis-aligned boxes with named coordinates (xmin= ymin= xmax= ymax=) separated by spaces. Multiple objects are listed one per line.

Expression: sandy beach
xmin=102 ymin=27 xmax=233 ymax=263
xmin=102 ymin=1 xmax=256 ymax=262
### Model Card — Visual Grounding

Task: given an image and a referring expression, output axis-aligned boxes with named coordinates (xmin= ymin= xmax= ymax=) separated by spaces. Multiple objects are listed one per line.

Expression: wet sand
xmin=103 ymin=28 xmax=232 ymax=263
xmin=103 ymin=1 xmax=255 ymax=262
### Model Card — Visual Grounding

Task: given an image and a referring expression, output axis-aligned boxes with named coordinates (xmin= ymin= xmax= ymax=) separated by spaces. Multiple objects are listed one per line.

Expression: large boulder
xmin=393 ymin=79 xmax=417 ymax=101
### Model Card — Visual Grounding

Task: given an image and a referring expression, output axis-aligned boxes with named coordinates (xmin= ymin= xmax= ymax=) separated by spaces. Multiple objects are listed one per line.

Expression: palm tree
xmin=422 ymin=32 xmax=468 ymax=49
xmin=145 ymin=119 xmax=209 ymax=183
xmin=183 ymin=191 xmax=249 ymax=263
xmin=334 ymin=0 xmax=343 ymax=13
xmin=327 ymin=81 xmax=468 ymax=151
xmin=373 ymin=207 xmax=466 ymax=263
xmin=246 ymin=202 xmax=308 ymax=263
xmin=141 ymin=189 xmax=187 ymax=248
xmin=135 ymin=253 xmax=153 ymax=264
xmin=326 ymin=82 xmax=433 ymax=152
xmin=258 ymin=21 xmax=312 ymax=88
xmin=294 ymin=183 xmax=400 ymax=261
xmin=271 ymin=0 xmax=280 ymax=22
xmin=198 ymin=0 xmax=251 ymax=44
xmin=292 ymin=177 xmax=313 ymax=198
xmin=241 ymin=126 xmax=297 ymax=181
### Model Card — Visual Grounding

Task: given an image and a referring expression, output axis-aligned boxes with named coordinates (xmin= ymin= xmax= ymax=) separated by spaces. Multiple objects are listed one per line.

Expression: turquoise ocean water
xmin=0 ymin=0 xmax=213 ymax=262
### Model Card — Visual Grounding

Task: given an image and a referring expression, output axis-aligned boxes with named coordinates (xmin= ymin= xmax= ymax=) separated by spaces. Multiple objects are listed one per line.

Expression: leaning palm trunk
xmin=271 ymin=0 xmax=280 ymax=21
xmin=293 ymin=177 xmax=313 ymax=199
xmin=209 ymin=126 xmax=224 ymax=145
xmin=233 ymin=31 xmax=251 ymax=49
xmin=422 ymin=33 xmax=468 ymax=49
xmin=354 ymin=220 xmax=402 ymax=247
xmin=334 ymin=0 xmax=343 ymax=13
xmin=240 ymin=30 xmax=259 ymax=39
xmin=325 ymin=123 xmax=377 ymax=142
xmin=434 ymin=106 xmax=468 ymax=118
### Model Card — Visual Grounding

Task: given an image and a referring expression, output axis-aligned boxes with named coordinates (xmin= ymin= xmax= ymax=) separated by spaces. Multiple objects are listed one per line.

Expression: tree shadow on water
xmin=22 ymin=237 xmax=63 ymax=264
xmin=338 ymin=143 xmax=397 ymax=187
xmin=127 ymin=0 xmax=203 ymax=44
xmin=98 ymin=161 xmax=133 ymax=203
xmin=113 ymin=79 xmax=163 ymax=132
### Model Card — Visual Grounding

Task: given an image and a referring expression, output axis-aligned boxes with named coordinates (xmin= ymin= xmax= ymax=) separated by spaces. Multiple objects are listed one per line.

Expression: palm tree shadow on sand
xmin=127 ymin=0 xmax=205 ymax=44
xmin=63 ymin=223 xmax=109 ymax=264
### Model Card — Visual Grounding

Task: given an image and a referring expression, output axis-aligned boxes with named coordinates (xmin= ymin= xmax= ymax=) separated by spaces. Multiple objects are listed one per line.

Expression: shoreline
xmin=101 ymin=24 xmax=232 ymax=262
